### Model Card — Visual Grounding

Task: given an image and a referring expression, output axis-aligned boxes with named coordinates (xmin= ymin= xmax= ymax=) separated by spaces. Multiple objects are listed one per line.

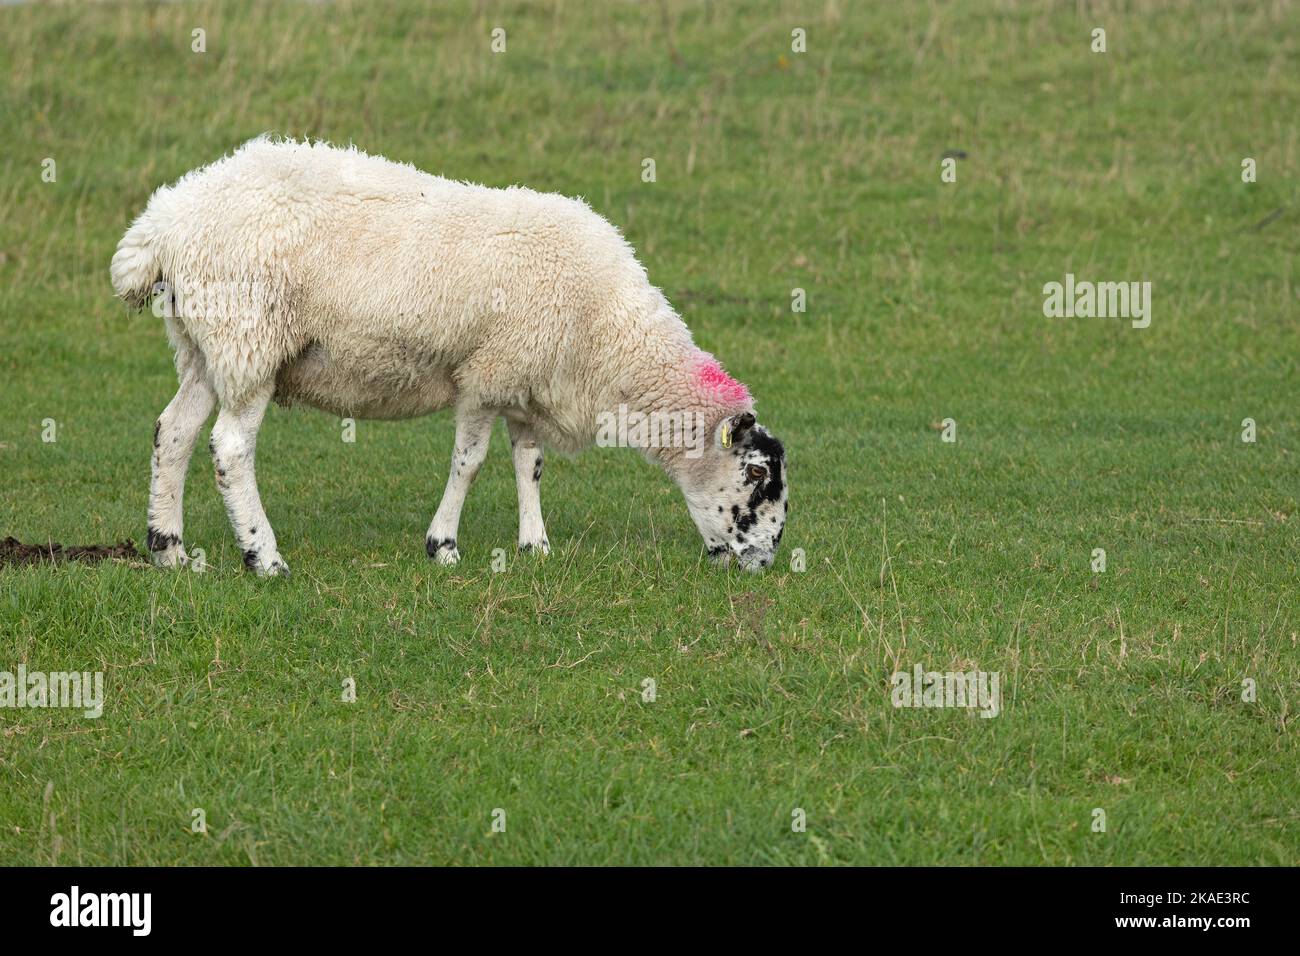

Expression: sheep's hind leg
xmin=426 ymin=407 xmax=496 ymax=565
xmin=210 ymin=382 xmax=288 ymax=577
xmin=506 ymin=419 xmax=549 ymax=555
xmin=148 ymin=364 xmax=216 ymax=567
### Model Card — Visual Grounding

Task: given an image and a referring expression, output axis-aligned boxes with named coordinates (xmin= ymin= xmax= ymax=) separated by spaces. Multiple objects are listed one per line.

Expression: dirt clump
xmin=0 ymin=536 xmax=142 ymax=568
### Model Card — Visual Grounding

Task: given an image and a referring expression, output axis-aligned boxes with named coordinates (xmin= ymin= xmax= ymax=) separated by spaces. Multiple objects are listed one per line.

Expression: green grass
xmin=1 ymin=0 xmax=1297 ymax=865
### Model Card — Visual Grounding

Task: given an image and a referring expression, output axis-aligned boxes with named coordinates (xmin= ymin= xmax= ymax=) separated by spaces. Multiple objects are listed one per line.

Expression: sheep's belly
xmin=273 ymin=340 xmax=458 ymax=420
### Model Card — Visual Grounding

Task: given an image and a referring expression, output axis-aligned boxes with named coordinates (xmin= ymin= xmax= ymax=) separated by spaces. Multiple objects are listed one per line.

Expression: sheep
xmin=111 ymin=137 xmax=789 ymax=575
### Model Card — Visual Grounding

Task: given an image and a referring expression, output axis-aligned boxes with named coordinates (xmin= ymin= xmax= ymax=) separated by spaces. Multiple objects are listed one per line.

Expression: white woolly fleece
xmin=111 ymin=136 xmax=754 ymax=466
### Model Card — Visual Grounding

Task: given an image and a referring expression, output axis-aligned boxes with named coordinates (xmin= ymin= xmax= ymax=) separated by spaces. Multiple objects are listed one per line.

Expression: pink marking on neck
xmin=694 ymin=356 xmax=751 ymax=405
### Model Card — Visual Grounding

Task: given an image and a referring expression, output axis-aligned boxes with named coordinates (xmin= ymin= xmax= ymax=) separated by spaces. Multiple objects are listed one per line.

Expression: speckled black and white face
xmin=682 ymin=413 xmax=788 ymax=571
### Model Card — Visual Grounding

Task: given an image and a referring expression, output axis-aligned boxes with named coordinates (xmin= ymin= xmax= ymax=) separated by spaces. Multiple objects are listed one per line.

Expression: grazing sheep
xmin=111 ymin=137 xmax=788 ymax=575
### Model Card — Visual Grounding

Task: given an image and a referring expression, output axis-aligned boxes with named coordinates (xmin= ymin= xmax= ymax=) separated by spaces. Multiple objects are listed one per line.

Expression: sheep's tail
xmin=110 ymin=212 xmax=163 ymax=310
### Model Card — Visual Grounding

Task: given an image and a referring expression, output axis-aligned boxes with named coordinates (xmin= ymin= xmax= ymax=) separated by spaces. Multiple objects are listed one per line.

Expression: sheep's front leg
xmin=506 ymin=418 xmax=549 ymax=554
xmin=210 ymin=382 xmax=288 ymax=577
xmin=426 ymin=407 xmax=496 ymax=565
xmin=148 ymin=365 xmax=216 ymax=567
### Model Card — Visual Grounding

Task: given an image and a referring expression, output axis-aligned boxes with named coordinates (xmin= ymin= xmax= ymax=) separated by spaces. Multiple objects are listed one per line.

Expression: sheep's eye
xmin=747 ymin=465 xmax=767 ymax=482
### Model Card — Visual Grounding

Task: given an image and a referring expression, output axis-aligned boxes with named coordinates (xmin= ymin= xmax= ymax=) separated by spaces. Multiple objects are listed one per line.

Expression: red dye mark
xmin=694 ymin=356 xmax=751 ymax=404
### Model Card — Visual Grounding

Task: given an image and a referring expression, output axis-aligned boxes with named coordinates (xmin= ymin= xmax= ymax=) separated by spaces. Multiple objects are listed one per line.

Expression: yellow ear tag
xmin=721 ymin=422 xmax=732 ymax=448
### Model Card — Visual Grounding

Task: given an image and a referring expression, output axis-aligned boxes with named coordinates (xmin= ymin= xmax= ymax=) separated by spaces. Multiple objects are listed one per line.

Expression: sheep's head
xmin=680 ymin=412 xmax=788 ymax=571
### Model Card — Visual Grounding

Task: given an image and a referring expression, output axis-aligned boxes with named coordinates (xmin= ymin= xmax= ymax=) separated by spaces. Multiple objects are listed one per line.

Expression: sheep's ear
xmin=717 ymin=412 xmax=756 ymax=449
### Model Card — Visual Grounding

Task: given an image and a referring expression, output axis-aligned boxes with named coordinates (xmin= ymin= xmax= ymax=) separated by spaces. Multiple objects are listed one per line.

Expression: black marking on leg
xmin=147 ymin=527 xmax=181 ymax=553
xmin=426 ymin=536 xmax=457 ymax=558
xmin=153 ymin=419 xmax=162 ymax=449
xmin=243 ymin=549 xmax=260 ymax=571
xmin=519 ymin=539 xmax=549 ymax=554
xmin=532 ymin=454 xmax=543 ymax=482
xmin=707 ymin=545 xmax=728 ymax=558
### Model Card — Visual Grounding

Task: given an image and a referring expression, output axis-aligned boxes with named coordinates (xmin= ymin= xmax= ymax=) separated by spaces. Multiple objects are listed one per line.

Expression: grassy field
xmin=1 ymin=0 xmax=1297 ymax=865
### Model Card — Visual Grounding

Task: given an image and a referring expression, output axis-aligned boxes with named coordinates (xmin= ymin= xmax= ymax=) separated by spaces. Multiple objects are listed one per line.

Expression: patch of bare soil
xmin=0 ymin=536 xmax=142 ymax=569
